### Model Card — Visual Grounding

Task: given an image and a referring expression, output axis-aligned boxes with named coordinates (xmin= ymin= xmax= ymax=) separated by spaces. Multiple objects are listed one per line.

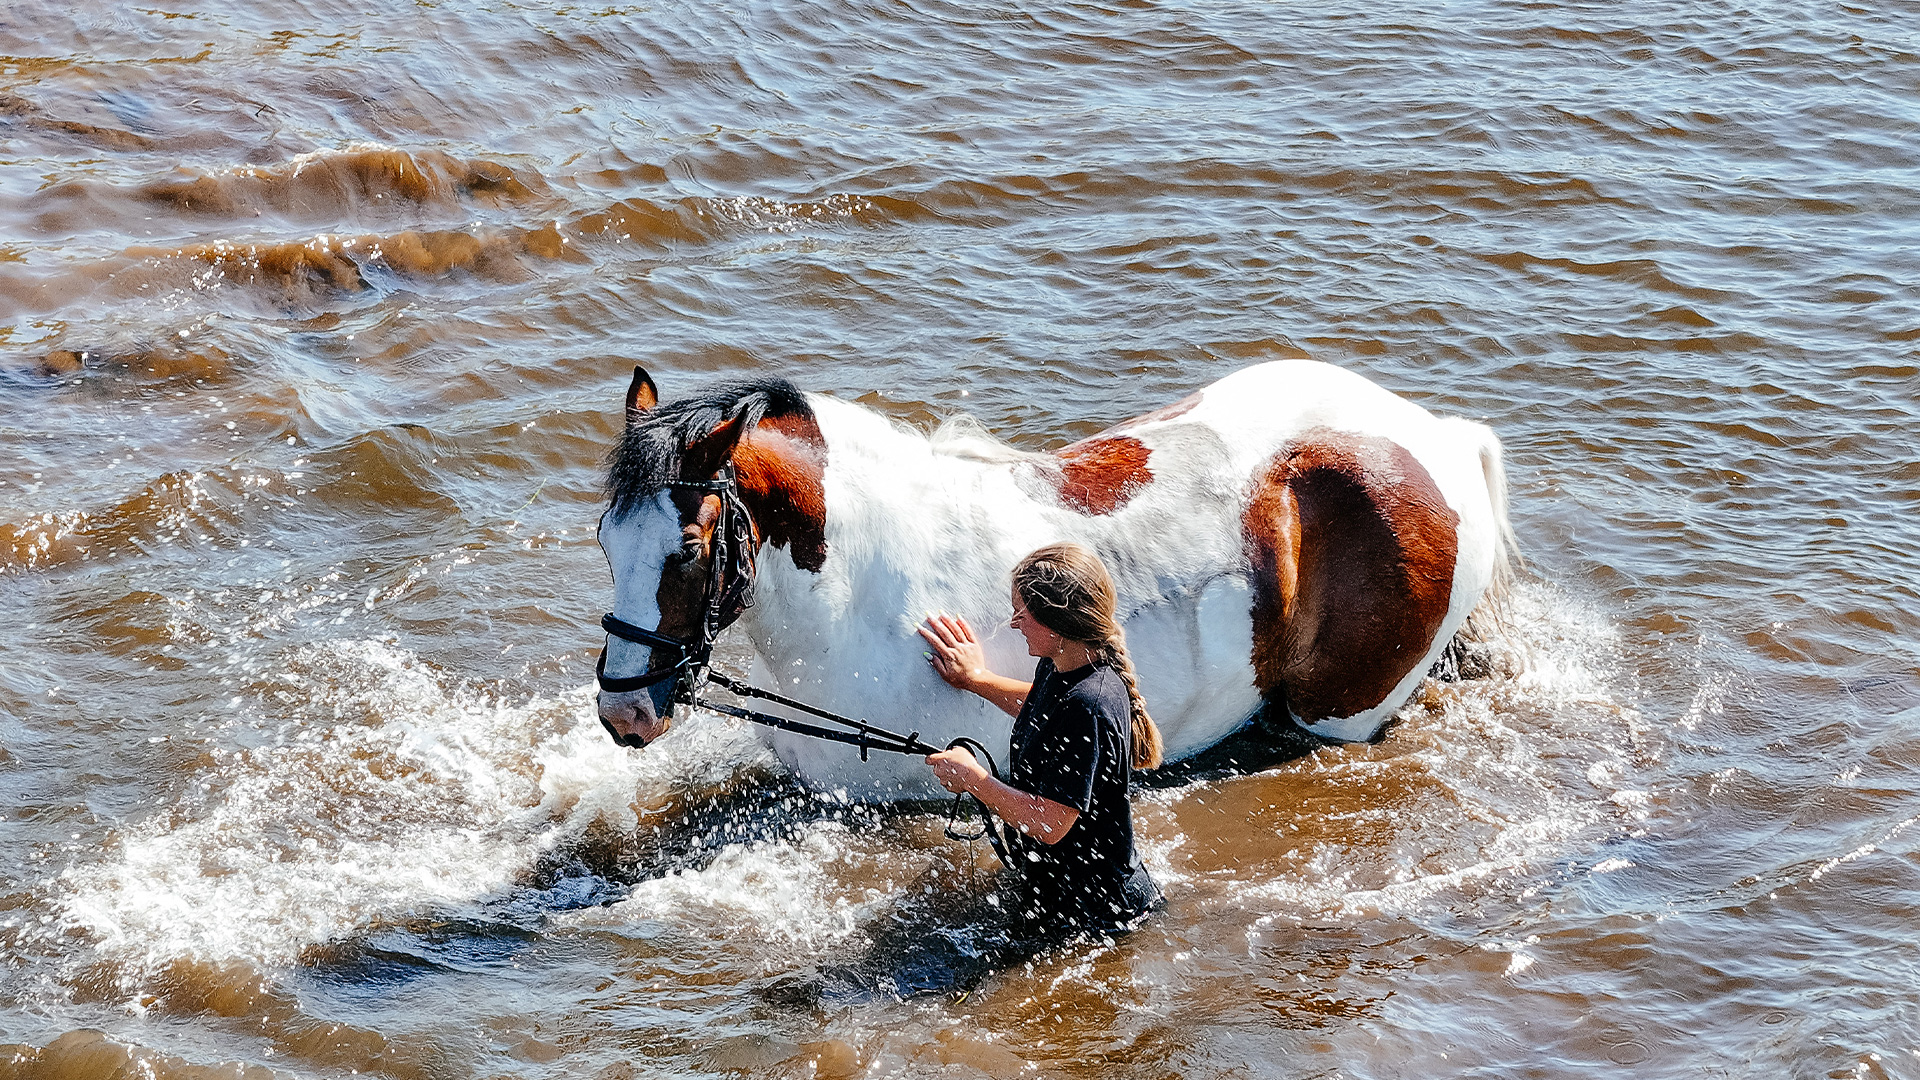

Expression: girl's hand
xmin=926 ymin=746 xmax=990 ymax=794
xmin=918 ymin=612 xmax=987 ymax=692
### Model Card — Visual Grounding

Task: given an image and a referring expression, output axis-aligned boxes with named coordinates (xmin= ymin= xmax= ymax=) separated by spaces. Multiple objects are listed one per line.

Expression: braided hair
xmin=1011 ymin=542 xmax=1164 ymax=770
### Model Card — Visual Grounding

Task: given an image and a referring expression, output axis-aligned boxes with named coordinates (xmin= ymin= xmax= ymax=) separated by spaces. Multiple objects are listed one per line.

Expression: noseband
xmin=595 ymin=465 xmax=757 ymax=699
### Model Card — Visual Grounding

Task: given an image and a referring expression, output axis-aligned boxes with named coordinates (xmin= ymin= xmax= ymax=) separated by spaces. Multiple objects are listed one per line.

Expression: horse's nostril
xmin=600 ymin=715 xmax=649 ymax=749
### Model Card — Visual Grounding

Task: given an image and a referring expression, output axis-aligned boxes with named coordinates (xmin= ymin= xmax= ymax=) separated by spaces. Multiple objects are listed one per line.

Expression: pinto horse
xmin=594 ymin=361 xmax=1515 ymax=799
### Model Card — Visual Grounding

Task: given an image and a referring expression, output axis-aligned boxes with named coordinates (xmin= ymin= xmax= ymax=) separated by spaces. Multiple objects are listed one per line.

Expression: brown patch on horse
xmin=651 ymin=513 xmax=715 ymax=643
xmin=649 ymin=412 xmax=828 ymax=652
xmin=733 ymin=412 xmax=829 ymax=572
xmin=1053 ymin=436 xmax=1154 ymax=516
xmin=1242 ymin=430 xmax=1459 ymax=725
xmin=1040 ymin=389 xmax=1205 ymax=515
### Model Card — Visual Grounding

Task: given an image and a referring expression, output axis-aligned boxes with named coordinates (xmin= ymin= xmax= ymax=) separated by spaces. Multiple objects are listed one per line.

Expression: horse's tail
xmin=1463 ymin=417 xmax=1522 ymax=603
xmin=1436 ymin=418 xmax=1522 ymax=675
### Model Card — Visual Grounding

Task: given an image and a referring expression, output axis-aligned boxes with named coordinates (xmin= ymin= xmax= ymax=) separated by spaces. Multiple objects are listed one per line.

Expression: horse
xmin=594 ymin=360 xmax=1516 ymax=800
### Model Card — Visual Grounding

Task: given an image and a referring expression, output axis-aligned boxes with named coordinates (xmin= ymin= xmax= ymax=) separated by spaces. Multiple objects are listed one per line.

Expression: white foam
xmin=557 ymin=822 xmax=887 ymax=957
xmin=54 ymin=577 xmax=1646 ymax=984
xmin=1209 ymin=579 xmax=1647 ymax=921
xmin=54 ymin=638 xmax=761 ymax=976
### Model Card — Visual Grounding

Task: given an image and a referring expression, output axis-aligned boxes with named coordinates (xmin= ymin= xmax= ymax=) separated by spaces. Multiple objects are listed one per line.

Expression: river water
xmin=1 ymin=0 xmax=1916 ymax=1076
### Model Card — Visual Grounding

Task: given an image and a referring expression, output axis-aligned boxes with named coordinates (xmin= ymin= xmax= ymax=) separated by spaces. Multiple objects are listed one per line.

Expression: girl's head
xmin=1012 ymin=542 xmax=1119 ymax=647
xmin=1011 ymin=543 xmax=1164 ymax=770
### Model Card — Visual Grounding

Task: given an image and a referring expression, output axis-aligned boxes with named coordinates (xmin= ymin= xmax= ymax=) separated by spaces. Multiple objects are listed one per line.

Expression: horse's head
xmin=595 ymin=367 xmax=828 ymax=749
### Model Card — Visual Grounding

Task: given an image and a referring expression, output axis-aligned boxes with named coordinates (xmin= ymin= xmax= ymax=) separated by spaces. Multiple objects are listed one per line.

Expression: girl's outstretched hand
xmin=918 ymin=612 xmax=987 ymax=692
xmin=918 ymin=611 xmax=1032 ymax=717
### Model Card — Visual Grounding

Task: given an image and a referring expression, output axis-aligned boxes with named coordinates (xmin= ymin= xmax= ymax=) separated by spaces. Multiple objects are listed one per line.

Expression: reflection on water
xmin=3 ymin=0 xmax=1919 ymax=1076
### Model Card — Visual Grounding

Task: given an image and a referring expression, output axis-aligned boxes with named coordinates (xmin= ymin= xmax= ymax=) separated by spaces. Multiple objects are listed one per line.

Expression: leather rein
xmin=593 ymin=465 xmax=1010 ymax=865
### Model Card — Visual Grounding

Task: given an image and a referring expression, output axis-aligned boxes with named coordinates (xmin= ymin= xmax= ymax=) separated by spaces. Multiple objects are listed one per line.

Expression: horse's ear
xmin=625 ymin=366 xmax=660 ymax=425
xmin=681 ymin=411 xmax=749 ymax=479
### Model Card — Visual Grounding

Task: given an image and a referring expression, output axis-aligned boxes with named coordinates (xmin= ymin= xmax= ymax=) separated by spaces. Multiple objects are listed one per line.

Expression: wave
xmin=0 ymin=470 xmax=246 ymax=575
xmin=0 ymin=91 xmax=154 ymax=153
xmin=21 ymin=147 xmax=552 ymax=240
xmin=0 ymin=1029 xmax=278 ymax=1080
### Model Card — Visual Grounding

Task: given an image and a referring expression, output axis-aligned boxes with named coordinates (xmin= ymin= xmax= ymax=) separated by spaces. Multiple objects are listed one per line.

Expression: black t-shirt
xmin=1005 ymin=658 xmax=1151 ymax=933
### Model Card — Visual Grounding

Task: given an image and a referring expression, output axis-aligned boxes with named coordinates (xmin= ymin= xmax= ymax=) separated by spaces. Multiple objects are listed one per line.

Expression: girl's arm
xmin=920 ymin=611 xmax=1079 ymax=842
xmin=918 ymin=612 xmax=1030 ymax=717
xmin=926 ymin=748 xmax=1080 ymax=844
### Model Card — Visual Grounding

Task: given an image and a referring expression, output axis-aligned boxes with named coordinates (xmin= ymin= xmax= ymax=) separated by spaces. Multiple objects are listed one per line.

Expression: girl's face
xmin=1010 ymin=588 xmax=1067 ymax=660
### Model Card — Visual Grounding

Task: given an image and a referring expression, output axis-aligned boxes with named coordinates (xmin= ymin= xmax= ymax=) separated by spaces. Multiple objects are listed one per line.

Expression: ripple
xmin=1 ymin=0 xmax=1918 ymax=1072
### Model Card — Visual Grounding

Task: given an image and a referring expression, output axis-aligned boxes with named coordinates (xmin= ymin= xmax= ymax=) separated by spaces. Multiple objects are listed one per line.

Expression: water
xmin=2 ymin=0 xmax=1917 ymax=1075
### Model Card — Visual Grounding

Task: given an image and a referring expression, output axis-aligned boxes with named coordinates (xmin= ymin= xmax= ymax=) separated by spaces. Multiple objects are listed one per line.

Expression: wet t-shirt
xmin=1005 ymin=658 xmax=1154 ymax=934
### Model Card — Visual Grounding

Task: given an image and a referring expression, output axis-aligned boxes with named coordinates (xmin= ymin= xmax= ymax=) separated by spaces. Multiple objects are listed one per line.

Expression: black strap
xmin=594 ymin=647 xmax=694 ymax=694
xmin=694 ymin=674 xmax=1013 ymax=869
xmin=695 ymin=697 xmax=937 ymax=756
xmin=940 ymin=737 xmax=1013 ymax=869
xmin=596 ymin=613 xmax=702 ymax=693
xmin=601 ymin=612 xmax=691 ymax=654
xmin=702 ymin=670 xmax=937 ymax=759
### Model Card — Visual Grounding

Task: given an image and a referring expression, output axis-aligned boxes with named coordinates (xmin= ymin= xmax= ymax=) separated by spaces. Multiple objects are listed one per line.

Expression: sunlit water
xmin=2 ymin=0 xmax=1917 ymax=1076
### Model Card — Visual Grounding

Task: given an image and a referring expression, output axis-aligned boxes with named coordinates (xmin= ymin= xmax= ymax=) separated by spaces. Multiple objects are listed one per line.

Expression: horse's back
xmin=1147 ymin=362 xmax=1424 ymax=454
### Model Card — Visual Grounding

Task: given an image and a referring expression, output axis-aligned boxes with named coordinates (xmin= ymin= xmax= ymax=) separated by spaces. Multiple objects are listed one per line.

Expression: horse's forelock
xmin=604 ymin=378 xmax=810 ymax=514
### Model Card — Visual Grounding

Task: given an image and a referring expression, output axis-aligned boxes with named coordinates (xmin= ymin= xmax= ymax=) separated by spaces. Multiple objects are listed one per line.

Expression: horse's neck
xmin=824 ymin=396 xmax=1050 ymax=580
xmin=741 ymin=397 xmax=1047 ymax=668
xmin=837 ymin=395 xmax=1036 ymax=522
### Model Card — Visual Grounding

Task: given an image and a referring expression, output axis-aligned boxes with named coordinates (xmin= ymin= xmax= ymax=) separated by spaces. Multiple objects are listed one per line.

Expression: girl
xmin=920 ymin=542 xmax=1165 ymax=938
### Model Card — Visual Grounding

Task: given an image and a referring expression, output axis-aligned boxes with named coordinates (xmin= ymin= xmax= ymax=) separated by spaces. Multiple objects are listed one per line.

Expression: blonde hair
xmin=1012 ymin=542 xmax=1164 ymax=770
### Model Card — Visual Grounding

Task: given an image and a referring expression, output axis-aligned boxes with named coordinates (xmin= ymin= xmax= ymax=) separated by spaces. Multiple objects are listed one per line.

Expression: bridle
xmin=594 ymin=464 xmax=757 ymax=703
xmin=591 ymin=458 xmax=1012 ymax=867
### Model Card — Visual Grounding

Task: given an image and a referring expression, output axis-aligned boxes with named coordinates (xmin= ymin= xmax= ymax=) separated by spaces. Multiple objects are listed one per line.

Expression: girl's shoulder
xmin=1060 ymin=663 xmax=1129 ymax=717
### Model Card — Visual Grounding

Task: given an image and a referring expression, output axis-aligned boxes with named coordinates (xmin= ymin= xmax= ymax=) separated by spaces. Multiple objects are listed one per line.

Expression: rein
xmin=696 ymin=669 xmax=1012 ymax=866
xmin=595 ymin=465 xmax=1012 ymax=868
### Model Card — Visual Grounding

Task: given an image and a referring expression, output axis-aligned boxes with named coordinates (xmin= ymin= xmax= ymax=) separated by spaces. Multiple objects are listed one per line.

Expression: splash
xmin=52 ymin=639 xmax=755 ymax=978
xmin=49 ymin=577 xmax=1643 ymax=1004
xmin=558 ymin=822 xmax=890 ymax=957
xmin=1153 ymin=578 xmax=1648 ymax=924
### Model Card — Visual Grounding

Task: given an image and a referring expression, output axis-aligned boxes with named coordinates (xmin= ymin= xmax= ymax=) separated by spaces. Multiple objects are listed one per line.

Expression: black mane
xmin=605 ymin=377 xmax=812 ymax=514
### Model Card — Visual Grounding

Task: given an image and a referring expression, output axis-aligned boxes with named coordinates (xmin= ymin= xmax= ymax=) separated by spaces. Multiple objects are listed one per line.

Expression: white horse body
xmin=671 ymin=360 xmax=1512 ymax=800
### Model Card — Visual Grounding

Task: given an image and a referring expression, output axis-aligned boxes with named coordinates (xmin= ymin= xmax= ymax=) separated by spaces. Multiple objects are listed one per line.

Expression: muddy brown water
xmin=1 ymin=0 xmax=1917 ymax=1077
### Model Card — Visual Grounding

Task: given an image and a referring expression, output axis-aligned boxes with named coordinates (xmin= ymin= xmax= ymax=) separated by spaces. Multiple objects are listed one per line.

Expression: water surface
xmin=2 ymin=0 xmax=1917 ymax=1077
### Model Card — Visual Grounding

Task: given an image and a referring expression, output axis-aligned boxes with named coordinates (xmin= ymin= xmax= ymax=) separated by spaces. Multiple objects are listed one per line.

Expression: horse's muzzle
xmin=597 ymin=688 xmax=672 ymax=749
xmin=599 ymin=714 xmax=651 ymax=749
